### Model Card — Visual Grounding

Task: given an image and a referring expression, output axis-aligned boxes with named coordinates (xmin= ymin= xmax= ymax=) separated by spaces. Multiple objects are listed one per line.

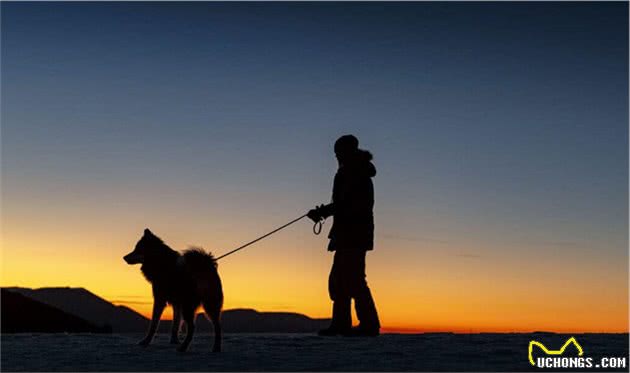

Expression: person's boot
xmin=345 ymin=287 xmax=380 ymax=337
xmin=318 ymin=299 xmax=351 ymax=336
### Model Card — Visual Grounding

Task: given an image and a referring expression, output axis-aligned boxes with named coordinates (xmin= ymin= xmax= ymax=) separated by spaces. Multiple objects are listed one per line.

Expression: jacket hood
xmin=343 ymin=150 xmax=376 ymax=178
xmin=364 ymin=161 xmax=377 ymax=177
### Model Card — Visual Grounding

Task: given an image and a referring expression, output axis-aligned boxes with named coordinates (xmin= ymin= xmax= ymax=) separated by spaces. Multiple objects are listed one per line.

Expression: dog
xmin=124 ymin=228 xmax=223 ymax=352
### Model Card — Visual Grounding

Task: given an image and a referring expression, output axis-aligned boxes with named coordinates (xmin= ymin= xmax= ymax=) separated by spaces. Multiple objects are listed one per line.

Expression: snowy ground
xmin=2 ymin=333 xmax=628 ymax=371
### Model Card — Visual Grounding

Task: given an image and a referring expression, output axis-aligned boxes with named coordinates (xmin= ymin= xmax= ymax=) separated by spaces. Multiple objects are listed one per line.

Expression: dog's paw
xmin=137 ymin=339 xmax=150 ymax=347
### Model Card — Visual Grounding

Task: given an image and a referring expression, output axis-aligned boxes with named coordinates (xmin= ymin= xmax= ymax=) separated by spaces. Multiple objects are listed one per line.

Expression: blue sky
xmin=1 ymin=2 xmax=628 ymax=330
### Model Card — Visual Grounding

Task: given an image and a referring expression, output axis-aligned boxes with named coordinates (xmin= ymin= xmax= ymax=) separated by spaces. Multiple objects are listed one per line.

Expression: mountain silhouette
xmin=3 ymin=287 xmax=330 ymax=333
xmin=1 ymin=289 xmax=111 ymax=333
xmin=219 ymin=309 xmax=330 ymax=333
xmin=5 ymin=287 xmax=146 ymax=332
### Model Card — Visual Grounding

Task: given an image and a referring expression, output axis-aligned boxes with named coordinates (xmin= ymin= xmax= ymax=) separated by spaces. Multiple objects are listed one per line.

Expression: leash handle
xmin=313 ymin=218 xmax=325 ymax=235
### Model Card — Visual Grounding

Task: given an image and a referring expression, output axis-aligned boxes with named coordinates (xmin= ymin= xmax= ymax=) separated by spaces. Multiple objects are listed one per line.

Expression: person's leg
xmin=319 ymin=251 xmax=352 ymax=336
xmin=326 ymin=297 xmax=351 ymax=332
xmin=348 ymin=250 xmax=380 ymax=336
xmin=354 ymin=286 xmax=380 ymax=333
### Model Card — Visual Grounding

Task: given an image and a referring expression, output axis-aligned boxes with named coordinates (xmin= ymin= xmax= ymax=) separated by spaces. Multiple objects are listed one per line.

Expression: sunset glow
xmin=2 ymin=2 xmax=627 ymax=334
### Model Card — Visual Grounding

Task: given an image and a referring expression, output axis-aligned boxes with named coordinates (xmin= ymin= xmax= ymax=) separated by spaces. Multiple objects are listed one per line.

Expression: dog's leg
xmin=203 ymin=302 xmax=222 ymax=352
xmin=176 ymin=306 xmax=195 ymax=352
xmin=138 ymin=298 xmax=166 ymax=346
xmin=170 ymin=305 xmax=182 ymax=344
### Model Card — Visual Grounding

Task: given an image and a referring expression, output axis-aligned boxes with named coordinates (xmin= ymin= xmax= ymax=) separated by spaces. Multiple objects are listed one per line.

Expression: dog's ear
xmin=144 ymin=228 xmax=153 ymax=237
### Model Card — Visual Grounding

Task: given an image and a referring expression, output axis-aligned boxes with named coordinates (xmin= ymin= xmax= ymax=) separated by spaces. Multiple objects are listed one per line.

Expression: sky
xmin=1 ymin=2 xmax=628 ymax=333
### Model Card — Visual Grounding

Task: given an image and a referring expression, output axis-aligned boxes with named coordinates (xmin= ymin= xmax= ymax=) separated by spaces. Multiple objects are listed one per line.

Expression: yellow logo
xmin=528 ymin=337 xmax=584 ymax=366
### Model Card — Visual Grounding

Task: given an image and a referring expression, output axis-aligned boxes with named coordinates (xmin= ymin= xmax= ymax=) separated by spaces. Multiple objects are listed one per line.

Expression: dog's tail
xmin=183 ymin=247 xmax=218 ymax=272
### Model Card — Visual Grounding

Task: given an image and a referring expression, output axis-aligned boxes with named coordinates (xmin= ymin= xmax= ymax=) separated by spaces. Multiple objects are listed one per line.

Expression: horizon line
xmin=4 ymin=285 xmax=628 ymax=334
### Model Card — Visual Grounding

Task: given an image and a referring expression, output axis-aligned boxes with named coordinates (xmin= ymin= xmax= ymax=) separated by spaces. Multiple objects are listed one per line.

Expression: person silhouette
xmin=308 ymin=134 xmax=381 ymax=337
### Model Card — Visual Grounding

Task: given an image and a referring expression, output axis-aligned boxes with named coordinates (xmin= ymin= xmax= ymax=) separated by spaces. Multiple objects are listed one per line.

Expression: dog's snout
xmin=124 ymin=252 xmax=142 ymax=264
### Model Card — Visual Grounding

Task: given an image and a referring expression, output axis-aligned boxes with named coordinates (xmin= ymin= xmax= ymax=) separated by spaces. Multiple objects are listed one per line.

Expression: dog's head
xmin=124 ymin=228 xmax=161 ymax=265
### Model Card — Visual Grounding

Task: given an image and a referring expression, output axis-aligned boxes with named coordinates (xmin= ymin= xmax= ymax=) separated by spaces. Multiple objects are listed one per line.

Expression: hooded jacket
xmin=319 ymin=151 xmax=376 ymax=251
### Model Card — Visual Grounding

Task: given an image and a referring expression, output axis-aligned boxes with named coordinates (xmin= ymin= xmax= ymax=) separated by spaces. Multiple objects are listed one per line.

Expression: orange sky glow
xmin=2 ymin=219 xmax=628 ymax=333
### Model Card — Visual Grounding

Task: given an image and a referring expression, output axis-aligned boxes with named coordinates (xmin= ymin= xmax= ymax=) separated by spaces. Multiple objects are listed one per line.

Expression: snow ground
xmin=1 ymin=333 xmax=628 ymax=371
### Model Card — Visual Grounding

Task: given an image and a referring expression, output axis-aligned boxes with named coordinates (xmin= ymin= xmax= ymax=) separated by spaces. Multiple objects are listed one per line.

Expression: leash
xmin=215 ymin=213 xmax=325 ymax=261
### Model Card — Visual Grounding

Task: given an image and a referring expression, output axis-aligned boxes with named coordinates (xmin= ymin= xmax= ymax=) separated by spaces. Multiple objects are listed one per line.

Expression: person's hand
xmin=307 ymin=206 xmax=322 ymax=223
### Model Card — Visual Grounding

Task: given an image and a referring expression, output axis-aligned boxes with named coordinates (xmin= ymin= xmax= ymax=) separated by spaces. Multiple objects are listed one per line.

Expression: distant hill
xmin=1 ymin=289 xmax=111 ymax=333
xmin=5 ymin=287 xmax=147 ymax=332
xmin=3 ymin=287 xmax=330 ymax=333
xmin=214 ymin=308 xmax=329 ymax=333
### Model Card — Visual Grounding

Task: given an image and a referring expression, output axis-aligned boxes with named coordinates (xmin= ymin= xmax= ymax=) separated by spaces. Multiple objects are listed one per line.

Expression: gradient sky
xmin=1 ymin=2 xmax=628 ymax=333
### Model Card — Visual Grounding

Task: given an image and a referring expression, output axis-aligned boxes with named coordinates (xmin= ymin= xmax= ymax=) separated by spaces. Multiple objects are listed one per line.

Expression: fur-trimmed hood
xmin=342 ymin=150 xmax=376 ymax=178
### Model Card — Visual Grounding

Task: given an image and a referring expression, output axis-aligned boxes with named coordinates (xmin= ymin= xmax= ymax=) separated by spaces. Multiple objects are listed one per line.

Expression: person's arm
xmin=308 ymin=172 xmax=339 ymax=222
xmin=307 ymin=203 xmax=333 ymax=222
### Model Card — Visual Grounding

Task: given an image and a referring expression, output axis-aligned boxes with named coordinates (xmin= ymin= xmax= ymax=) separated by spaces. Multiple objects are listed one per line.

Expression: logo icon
xmin=528 ymin=337 xmax=584 ymax=366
